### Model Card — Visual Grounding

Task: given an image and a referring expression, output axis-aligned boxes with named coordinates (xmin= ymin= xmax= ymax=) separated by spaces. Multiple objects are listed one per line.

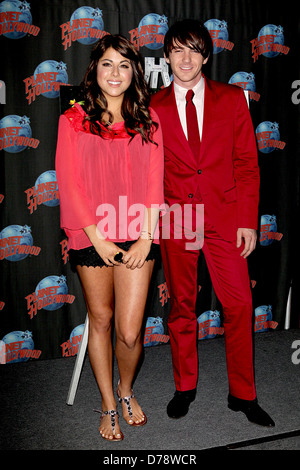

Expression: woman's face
xmin=96 ymin=47 xmax=133 ymax=103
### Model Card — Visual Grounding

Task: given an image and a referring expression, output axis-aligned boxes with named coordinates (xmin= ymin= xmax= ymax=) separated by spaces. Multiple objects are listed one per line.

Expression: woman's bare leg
xmin=76 ymin=265 xmax=122 ymax=440
xmin=114 ymin=260 xmax=154 ymax=424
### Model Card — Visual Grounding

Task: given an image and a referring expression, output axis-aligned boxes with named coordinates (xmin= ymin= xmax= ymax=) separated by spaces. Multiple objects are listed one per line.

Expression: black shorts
xmin=68 ymin=240 xmax=161 ymax=271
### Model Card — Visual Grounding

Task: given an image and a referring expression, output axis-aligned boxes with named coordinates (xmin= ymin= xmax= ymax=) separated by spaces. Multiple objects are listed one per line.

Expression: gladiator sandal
xmin=94 ymin=409 xmax=124 ymax=441
xmin=117 ymin=388 xmax=147 ymax=427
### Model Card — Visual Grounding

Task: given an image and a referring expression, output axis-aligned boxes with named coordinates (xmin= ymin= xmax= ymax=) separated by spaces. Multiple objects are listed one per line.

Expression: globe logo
xmin=69 ymin=6 xmax=104 ymax=45
xmin=0 ymin=224 xmax=33 ymax=261
xmin=0 ymin=115 xmax=31 ymax=153
xmin=1 ymin=330 xmax=34 ymax=363
xmin=70 ymin=323 xmax=85 ymax=341
xmin=63 ymin=323 xmax=85 ymax=356
xmin=255 ymin=121 xmax=280 ymax=154
xmin=197 ymin=310 xmax=221 ymax=340
xmin=144 ymin=316 xmax=164 ymax=346
xmin=228 ymin=72 xmax=256 ymax=92
xmin=33 ymin=60 xmax=68 ymax=99
xmin=138 ymin=13 xmax=168 ymax=50
xmin=255 ymin=305 xmax=272 ymax=332
xmin=0 ymin=0 xmax=32 ymax=39
xmin=35 ymin=170 xmax=59 ymax=207
xmin=35 ymin=275 xmax=68 ymax=311
xmin=258 ymin=25 xmax=284 ymax=58
xmin=260 ymin=215 xmax=277 ymax=246
xmin=204 ymin=19 xmax=229 ymax=54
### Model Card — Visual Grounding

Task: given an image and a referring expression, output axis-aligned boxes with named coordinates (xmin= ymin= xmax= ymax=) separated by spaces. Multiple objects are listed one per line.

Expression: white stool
xmin=66 ymin=314 xmax=89 ymax=405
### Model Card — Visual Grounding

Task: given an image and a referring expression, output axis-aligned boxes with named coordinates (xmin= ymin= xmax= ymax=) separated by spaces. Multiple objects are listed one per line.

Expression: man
xmin=151 ymin=19 xmax=274 ymax=427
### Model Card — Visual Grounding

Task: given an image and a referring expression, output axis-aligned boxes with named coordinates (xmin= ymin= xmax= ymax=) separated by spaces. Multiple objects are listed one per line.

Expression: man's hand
xmin=237 ymin=228 xmax=257 ymax=258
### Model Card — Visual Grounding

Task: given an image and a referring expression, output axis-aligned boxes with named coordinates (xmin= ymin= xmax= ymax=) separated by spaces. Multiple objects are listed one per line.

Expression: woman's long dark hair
xmin=81 ymin=34 xmax=157 ymax=143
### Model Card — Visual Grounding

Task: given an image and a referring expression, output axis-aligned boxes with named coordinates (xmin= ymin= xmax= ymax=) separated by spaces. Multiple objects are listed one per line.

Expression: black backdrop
xmin=1 ymin=0 xmax=299 ymax=364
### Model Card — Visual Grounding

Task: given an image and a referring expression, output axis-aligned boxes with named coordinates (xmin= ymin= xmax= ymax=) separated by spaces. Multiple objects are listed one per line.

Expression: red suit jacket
xmin=151 ymin=76 xmax=260 ymax=242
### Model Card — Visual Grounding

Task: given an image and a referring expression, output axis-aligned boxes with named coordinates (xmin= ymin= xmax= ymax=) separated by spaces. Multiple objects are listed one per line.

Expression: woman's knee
xmin=116 ymin=329 xmax=141 ymax=350
xmin=88 ymin=305 xmax=114 ymax=332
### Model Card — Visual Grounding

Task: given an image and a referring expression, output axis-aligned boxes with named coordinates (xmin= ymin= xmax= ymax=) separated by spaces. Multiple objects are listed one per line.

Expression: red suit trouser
xmin=160 ymin=212 xmax=256 ymax=401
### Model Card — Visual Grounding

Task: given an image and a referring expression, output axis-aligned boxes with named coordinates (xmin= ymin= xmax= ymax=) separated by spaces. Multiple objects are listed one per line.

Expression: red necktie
xmin=186 ymin=89 xmax=200 ymax=160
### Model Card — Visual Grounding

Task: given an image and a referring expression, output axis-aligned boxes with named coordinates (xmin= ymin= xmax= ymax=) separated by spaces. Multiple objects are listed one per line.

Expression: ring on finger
xmin=114 ymin=251 xmax=123 ymax=262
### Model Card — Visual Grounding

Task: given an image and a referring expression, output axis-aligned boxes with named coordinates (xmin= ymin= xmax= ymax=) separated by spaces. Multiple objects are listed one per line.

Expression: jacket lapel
xmin=165 ymin=83 xmax=188 ymax=143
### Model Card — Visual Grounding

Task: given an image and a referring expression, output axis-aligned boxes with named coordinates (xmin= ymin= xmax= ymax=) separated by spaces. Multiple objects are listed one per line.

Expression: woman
xmin=55 ymin=35 xmax=164 ymax=441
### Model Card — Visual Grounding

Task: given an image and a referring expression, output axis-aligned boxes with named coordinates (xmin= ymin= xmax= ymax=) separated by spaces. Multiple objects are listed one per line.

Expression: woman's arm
xmin=84 ymin=224 xmax=124 ymax=266
xmin=122 ymin=112 xmax=164 ymax=270
xmin=55 ymin=114 xmax=96 ymax=230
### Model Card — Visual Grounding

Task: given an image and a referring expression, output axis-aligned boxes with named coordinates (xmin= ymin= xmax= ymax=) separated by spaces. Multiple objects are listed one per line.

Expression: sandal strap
xmin=118 ymin=392 xmax=135 ymax=419
xmin=94 ymin=409 xmax=119 ymax=435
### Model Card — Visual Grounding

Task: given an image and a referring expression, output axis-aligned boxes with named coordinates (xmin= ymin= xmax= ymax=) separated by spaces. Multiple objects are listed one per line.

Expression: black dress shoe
xmin=167 ymin=389 xmax=196 ymax=418
xmin=228 ymin=394 xmax=275 ymax=427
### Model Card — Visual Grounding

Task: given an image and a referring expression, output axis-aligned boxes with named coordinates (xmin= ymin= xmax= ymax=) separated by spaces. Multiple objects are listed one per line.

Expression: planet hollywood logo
xmin=228 ymin=72 xmax=260 ymax=102
xmin=204 ymin=19 xmax=234 ymax=54
xmin=25 ymin=275 xmax=75 ymax=320
xmin=157 ymin=281 xmax=170 ymax=307
xmin=260 ymin=215 xmax=283 ymax=246
xmin=0 ymin=115 xmax=39 ymax=152
xmin=0 ymin=224 xmax=41 ymax=261
xmin=61 ymin=323 xmax=85 ymax=357
xmin=255 ymin=121 xmax=286 ymax=153
xmin=197 ymin=310 xmax=224 ymax=340
xmin=0 ymin=0 xmax=40 ymax=39
xmin=60 ymin=238 xmax=68 ymax=265
xmin=25 ymin=170 xmax=59 ymax=214
xmin=0 ymin=330 xmax=41 ymax=364
xmin=129 ymin=13 xmax=168 ymax=51
xmin=250 ymin=25 xmax=289 ymax=63
xmin=143 ymin=316 xmax=169 ymax=347
xmin=24 ymin=60 xmax=68 ymax=104
xmin=255 ymin=305 xmax=278 ymax=332
xmin=60 ymin=6 xmax=109 ymax=51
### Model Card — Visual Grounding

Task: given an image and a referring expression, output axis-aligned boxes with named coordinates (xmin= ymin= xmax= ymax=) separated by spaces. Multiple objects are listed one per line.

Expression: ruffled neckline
xmin=64 ymin=103 xmax=132 ymax=139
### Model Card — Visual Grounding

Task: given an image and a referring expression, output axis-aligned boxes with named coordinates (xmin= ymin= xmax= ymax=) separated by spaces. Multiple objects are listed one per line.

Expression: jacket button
xmin=197 ymin=169 xmax=202 ymax=174
xmin=188 ymin=193 xmax=193 ymax=198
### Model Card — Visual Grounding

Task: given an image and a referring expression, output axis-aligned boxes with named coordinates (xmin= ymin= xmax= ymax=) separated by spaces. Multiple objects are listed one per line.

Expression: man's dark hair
xmin=164 ymin=19 xmax=213 ymax=59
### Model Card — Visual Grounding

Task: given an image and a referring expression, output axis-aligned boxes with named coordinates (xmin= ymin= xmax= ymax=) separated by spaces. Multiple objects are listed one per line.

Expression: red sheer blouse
xmin=55 ymin=103 xmax=164 ymax=250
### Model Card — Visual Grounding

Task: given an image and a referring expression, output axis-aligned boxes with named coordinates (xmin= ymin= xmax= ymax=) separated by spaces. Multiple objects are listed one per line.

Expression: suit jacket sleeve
xmin=233 ymin=89 xmax=260 ymax=230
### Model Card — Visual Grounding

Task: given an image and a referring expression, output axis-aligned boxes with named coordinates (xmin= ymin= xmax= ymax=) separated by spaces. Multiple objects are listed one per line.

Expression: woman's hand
xmin=94 ymin=239 xmax=126 ymax=267
xmin=122 ymin=238 xmax=152 ymax=269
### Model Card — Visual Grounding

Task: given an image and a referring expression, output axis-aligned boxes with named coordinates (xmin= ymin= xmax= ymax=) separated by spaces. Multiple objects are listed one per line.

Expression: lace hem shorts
xmin=68 ymin=240 xmax=161 ymax=271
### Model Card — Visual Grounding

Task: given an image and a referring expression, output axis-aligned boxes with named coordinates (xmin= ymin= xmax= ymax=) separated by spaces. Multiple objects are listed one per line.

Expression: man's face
xmin=165 ymin=42 xmax=208 ymax=89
